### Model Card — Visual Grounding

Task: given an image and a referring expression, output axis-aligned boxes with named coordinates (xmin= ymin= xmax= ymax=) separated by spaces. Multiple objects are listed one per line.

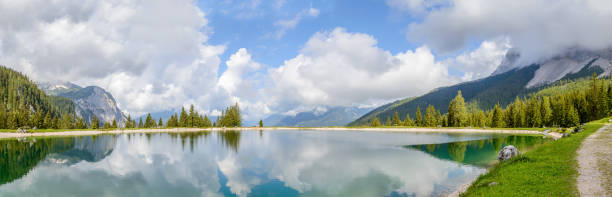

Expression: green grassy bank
xmin=461 ymin=118 xmax=608 ymax=196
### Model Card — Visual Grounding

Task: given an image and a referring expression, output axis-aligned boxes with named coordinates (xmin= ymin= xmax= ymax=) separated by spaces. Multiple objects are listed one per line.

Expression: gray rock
xmin=488 ymin=182 xmax=498 ymax=186
xmin=498 ymin=145 xmax=519 ymax=161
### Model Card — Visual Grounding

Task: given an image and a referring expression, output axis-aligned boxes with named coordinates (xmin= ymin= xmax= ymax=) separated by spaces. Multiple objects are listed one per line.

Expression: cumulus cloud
xmin=264 ymin=28 xmax=455 ymax=112
xmin=407 ymin=0 xmax=612 ymax=65
xmin=448 ymin=37 xmax=511 ymax=81
xmin=0 ymin=0 xmax=244 ymax=116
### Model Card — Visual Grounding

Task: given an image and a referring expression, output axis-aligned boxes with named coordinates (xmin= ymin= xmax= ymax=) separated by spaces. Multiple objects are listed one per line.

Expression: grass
xmin=460 ymin=118 xmax=608 ymax=197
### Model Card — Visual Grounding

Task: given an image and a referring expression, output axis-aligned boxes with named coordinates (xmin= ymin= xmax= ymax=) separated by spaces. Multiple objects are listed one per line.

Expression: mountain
xmin=39 ymin=82 xmax=127 ymax=126
xmin=349 ymin=48 xmax=612 ymax=126
xmin=265 ymin=106 xmax=373 ymax=127
xmin=0 ymin=66 xmax=74 ymax=129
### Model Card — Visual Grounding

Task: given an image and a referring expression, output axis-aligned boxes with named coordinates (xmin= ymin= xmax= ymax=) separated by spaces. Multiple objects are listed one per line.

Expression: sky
xmin=1 ymin=0 xmax=612 ymax=121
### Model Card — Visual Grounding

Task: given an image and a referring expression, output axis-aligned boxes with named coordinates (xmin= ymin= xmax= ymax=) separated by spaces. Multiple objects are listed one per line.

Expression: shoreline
xmin=0 ymin=127 xmax=542 ymax=139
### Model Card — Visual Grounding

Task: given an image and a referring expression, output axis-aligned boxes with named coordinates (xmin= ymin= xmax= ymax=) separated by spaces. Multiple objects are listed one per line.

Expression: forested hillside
xmin=350 ymin=60 xmax=604 ymax=126
xmin=365 ymin=74 xmax=611 ymax=129
xmin=0 ymin=66 xmax=76 ymax=129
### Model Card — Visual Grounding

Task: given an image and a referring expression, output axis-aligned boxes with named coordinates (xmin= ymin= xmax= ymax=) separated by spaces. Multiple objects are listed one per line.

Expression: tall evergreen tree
xmin=138 ymin=117 xmax=143 ymax=128
xmin=403 ymin=113 xmax=413 ymax=126
xmin=448 ymin=91 xmax=468 ymax=127
xmin=370 ymin=116 xmax=381 ymax=127
xmin=392 ymin=111 xmax=401 ymax=126
xmin=491 ymin=104 xmax=505 ymax=128
xmin=91 ymin=115 xmax=99 ymax=129
xmin=415 ymin=106 xmax=423 ymax=126
xmin=424 ymin=105 xmax=437 ymax=127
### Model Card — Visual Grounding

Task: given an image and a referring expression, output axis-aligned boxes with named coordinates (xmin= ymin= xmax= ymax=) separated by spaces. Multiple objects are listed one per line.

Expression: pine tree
xmin=370 ymin=116 xmax=381 ymax=127
xmin=415 ymin=106 xmax=423 ymax=126
xmin=403 ymin=114 xmax=413 ymax=126
xmin=158 ymin=117 xmax=164 ymax=127
xmin=112 ymin=119 xmax=117 ymax=128
xmin=138 ymin=117 xmax=143 ymax=128
xmin=188 ymin=104 xmax=195 ymax=127
xmin=76 ymin=117 xmax=87 ymax=129
xmin=179 ymin=107 xmax=188 ymax=127
xmin=259 ymin=119 xmax=263 ymax=127
xmin=566 ymin=105 xmax=580 ymax=127
xmin=126 ymin=115 xmax=132 ymax=128
xmin=541 ymin=96 xmax=553 ymax=126
xmin=448 ymin=91 xmax=468 ymax=127
xmin=492 ymin=104 xmax=505 ymax=128
xmin=385 ymin=116 xmax=392 ymax=126
xmin=424 ymin=105 xmax=437 ymax=127
xmin=91 ymin=115 xmax=99 ymax=129
xmin=392 ymin=111 xmax=401 ymax=126
xmin=203 ymin=115 xmax=211 ymax=127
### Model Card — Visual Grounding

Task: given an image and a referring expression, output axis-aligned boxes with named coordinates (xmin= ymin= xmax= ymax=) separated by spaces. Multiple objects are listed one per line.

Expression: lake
xmin=0 ymin=130 xmax=548 ymax=197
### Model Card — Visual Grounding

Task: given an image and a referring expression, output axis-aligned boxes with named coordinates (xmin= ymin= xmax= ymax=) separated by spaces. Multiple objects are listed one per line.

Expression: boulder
xmin=498 ymin=145 xmax=519 ymax=161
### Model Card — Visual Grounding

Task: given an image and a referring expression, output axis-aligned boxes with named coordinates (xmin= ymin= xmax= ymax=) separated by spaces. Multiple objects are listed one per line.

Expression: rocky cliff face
xmin=492 ymin=48 xmax=612 ymax=88
xmin=39 ymin=82 xmax=127 ymax=126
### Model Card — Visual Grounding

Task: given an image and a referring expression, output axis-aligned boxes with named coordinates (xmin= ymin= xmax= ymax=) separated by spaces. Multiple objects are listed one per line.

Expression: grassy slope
xmin=461 ymin=118 xmax=608 ymax=197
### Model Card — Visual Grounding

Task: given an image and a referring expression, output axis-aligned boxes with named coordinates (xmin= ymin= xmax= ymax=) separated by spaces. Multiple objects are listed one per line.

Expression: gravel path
xmin=577 ymin=124 xmax=612 ymax=197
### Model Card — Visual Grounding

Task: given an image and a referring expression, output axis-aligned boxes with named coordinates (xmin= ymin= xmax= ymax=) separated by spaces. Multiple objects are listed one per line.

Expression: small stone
xmin=498 ymin=145 xmax=519 ymax=161
xmin=488 ymin=182 xmax=498 ymax=186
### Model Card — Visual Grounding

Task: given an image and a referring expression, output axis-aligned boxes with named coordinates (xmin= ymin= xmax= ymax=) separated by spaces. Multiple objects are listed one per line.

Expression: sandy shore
xmin=0 ymin=127 xmax=542 ymax=139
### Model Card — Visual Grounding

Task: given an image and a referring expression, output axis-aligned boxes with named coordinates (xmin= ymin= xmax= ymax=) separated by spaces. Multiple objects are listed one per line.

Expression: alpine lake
xmin=0 ymin=130 xmax=549 ymax=197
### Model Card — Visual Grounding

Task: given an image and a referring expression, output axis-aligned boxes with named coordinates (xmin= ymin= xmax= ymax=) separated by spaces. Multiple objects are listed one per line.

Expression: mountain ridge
xmin=349 ymin=49 xmax=612 ymax=126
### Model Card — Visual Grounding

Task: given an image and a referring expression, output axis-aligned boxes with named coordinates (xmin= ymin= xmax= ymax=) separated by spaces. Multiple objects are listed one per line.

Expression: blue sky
xmin=3 ymin=0 xmax=610 ymax=120
xmin=199 ymin=0 xmax=422 ymax=74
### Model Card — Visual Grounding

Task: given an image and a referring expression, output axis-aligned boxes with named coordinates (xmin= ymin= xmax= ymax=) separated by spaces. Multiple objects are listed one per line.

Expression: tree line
xmin=124 ymin=103 xmax=241 ymax=129
xmin=370 ymin=73 xmax=611 ymax=128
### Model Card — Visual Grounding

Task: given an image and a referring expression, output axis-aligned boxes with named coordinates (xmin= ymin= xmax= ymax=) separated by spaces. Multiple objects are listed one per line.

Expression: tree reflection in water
xmin=408 ymin=135 xmax=549 ymax=166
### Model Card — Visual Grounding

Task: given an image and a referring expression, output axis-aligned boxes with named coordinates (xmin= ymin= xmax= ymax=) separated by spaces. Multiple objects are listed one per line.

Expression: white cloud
xmin=449 ymin=37 xmax=511 ymax=81
xmin=264 ymin=28 xmax=455 ymax=112
xmin=218 ymin=48 xmax=262 ymax=95
xmin=0 ymin=0 xmax=234 ymax=116
xmin=272 ymin=7 xmax=320 ymax=39
xmin=406 ymin=0 xmax=612 ymax=65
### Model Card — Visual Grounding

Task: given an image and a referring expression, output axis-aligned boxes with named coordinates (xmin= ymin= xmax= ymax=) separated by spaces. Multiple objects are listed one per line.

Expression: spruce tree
xmin=492 ymin=104 xmax=505 ymax=128
xmin=392 ymin=111 xmax=401 ymax=126
xmin=541 ymin=96 xmax=553 ymax=127
xmin=91 ymin=116 xmax=99 ymax=129
xmin=370 ymin=116 xmax=381 ymax=127
xmin=415 ymin=106 xmax=423 ymax=127
xmin=403 ymin=114 xmax=413 ymax=126
xmin=138 ymin=117 xmax=143 ymax=128
xmin=424 ymin=105 xmax=436 ymax=127
xmin=448 ymin=91 xmax=468 ymax=127
xmin=259 ymin=119 xmax=263 ymax=127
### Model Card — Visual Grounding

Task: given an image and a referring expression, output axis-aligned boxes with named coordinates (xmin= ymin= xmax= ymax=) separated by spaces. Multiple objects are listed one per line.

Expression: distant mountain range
xmin=39 ymin=82 xmax=127 ymax=126
xmin=264 ymin=106 xmax=373 ymax=127
xmin=350 ymin=48 xmax=612 ymax=126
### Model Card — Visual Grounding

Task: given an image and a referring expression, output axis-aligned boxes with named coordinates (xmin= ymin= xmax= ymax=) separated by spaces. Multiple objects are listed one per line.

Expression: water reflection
xmin=408 ymin=135 xmax=549 ymax=166
xmin=0 ymin=131 xmax=547 ymax=197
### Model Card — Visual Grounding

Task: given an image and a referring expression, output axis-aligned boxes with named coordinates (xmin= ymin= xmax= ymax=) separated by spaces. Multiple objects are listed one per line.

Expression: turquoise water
xmin=0 ymin=130 xmax=548 ymax=197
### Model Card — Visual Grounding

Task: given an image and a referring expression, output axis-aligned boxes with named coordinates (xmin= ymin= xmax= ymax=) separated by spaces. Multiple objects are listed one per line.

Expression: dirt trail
xmin=577 ymin=124 xmax=612 ymax=197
